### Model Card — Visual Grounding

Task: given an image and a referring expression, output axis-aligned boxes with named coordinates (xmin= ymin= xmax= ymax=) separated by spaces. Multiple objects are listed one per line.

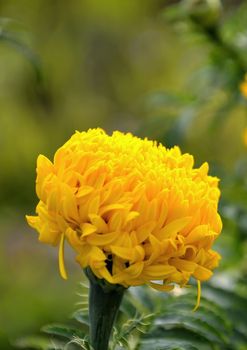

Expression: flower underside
xmin=26 ymin=129 xmax=222 ymax=309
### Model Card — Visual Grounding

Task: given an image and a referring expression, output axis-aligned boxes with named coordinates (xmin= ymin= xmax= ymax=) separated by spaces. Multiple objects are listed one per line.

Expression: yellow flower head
xmin=26 ymin=129 xmax=222 ymax=307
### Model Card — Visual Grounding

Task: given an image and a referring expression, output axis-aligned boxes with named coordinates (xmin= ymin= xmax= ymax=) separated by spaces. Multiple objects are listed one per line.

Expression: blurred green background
xmin=1 ymin=0 xmax=247 ymax=348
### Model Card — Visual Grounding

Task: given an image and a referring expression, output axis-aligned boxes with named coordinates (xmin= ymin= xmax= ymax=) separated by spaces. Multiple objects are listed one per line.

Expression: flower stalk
xmin=86 ymin=268 xmax=126 ymax=350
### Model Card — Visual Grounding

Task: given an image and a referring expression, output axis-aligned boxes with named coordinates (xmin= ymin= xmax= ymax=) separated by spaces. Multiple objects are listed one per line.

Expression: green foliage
xmin=41 ymin=325 xmax=87 ymax=342
xmin=14 ymin=275 xmax=247 ymax=350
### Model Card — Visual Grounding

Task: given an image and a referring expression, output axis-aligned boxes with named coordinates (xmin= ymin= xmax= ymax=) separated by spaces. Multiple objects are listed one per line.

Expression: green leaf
xmin=157 ymin=296 xmax=231 ymax=334
xmin=41 ymin=324 xmax=86 ymax=340
xmin=153 ymin=313 xmax=227 ymax=344
xmin=112 ymin=313 xmax=154 ymax=350
xmin=140 ymin=337 xmax=209 ymax=350
xmin=71 ymin=310 xmax=90 ymax=327
xmin=0 ymin=17 xmax=43 ymax=82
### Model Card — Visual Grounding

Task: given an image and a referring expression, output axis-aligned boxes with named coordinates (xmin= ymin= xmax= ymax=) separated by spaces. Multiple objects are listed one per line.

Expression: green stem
xmin=86 ymin=268 xmax=126 ymax=350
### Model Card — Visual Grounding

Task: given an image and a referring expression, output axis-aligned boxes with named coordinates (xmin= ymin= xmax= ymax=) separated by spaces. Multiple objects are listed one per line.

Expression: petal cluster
xmin=27 ymin=129 xmax=222 ymax=293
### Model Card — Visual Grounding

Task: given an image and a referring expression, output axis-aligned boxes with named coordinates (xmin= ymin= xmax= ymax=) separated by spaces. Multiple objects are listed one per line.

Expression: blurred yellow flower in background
xmin=26 ymin=128 xmax=222 ymax=307
xmin=240 ymin=74 xmax=247 ymax=99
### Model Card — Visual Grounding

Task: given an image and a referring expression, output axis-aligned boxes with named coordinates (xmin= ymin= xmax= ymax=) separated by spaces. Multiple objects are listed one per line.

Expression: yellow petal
xmin=108 ymin=211 xmax=123 ymax=231
xmin=130 ymin=245 xmax=145 ymax=263
xmin=94 ymin=266 xmax=114 ymax=284
xmin=89 ymin=214 xmax=108 ymax=233
xmin=47 ymin=189 xmax=59 ymax=212
xmin=76 ymin=245 xmax=92 ymax=267
xmin=65 ymin=227 xmax=82 ymax=248
xmin=86 ymin=231 xmax=118 ymax=246
xmin=89 ymin=246 xmax=106 ymax=264
xmin=149 ymin=282 xmax=174 ymax=292
xmin=100 ymin=204 xmax=125 ymax=216
xmin=170 ymin=258 xmax=197 ymax=273
xmin=59 ymin=233 xmax=67 ymax=280
xmin=125 ymin=211 xmax=140 ymax=223
xmin=146 ymin=234 xmax=166 ymax=264
xmin=156 ymin=217 xmax=191 ymax=240
xmin=88 ymin=195 xmax=100 ymax=215
xmin=185 ymin=225 xmax=209 ymax=244
xmin=110 ymin=245 xmax=133 ymax=260
xmin=26 ymin=215 xmax=39 ymax=229
xmin=80 ymin=223 xmax=97 ymax=237
xmin=193 ymin=280 xmax=201 ymax=312
xmin=61 ymin=185 xmax=79 ymax=221
xmin=124 ymin=261 xmax=144 ymax=278
xmin=76 ymin=186 xmax=94 ymax=198
xmin=113 ymin=262 xmax=144 ymax=282
xmin=135 ymin=221 xmax=156 ymax=244
xmin=143 ymin=264 xmax=176 ymax=279
xmin=193 ymin=265 xmax=212 ymax=281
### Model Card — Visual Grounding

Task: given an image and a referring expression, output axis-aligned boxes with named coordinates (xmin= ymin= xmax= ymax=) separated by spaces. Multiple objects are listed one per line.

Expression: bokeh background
xmin=1 ymin=0 xmax=247 ymax=348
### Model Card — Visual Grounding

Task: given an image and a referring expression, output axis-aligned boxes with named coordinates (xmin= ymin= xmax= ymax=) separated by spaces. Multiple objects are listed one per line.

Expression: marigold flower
xmin=26 ymin=129 xmax=222 ymax=309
